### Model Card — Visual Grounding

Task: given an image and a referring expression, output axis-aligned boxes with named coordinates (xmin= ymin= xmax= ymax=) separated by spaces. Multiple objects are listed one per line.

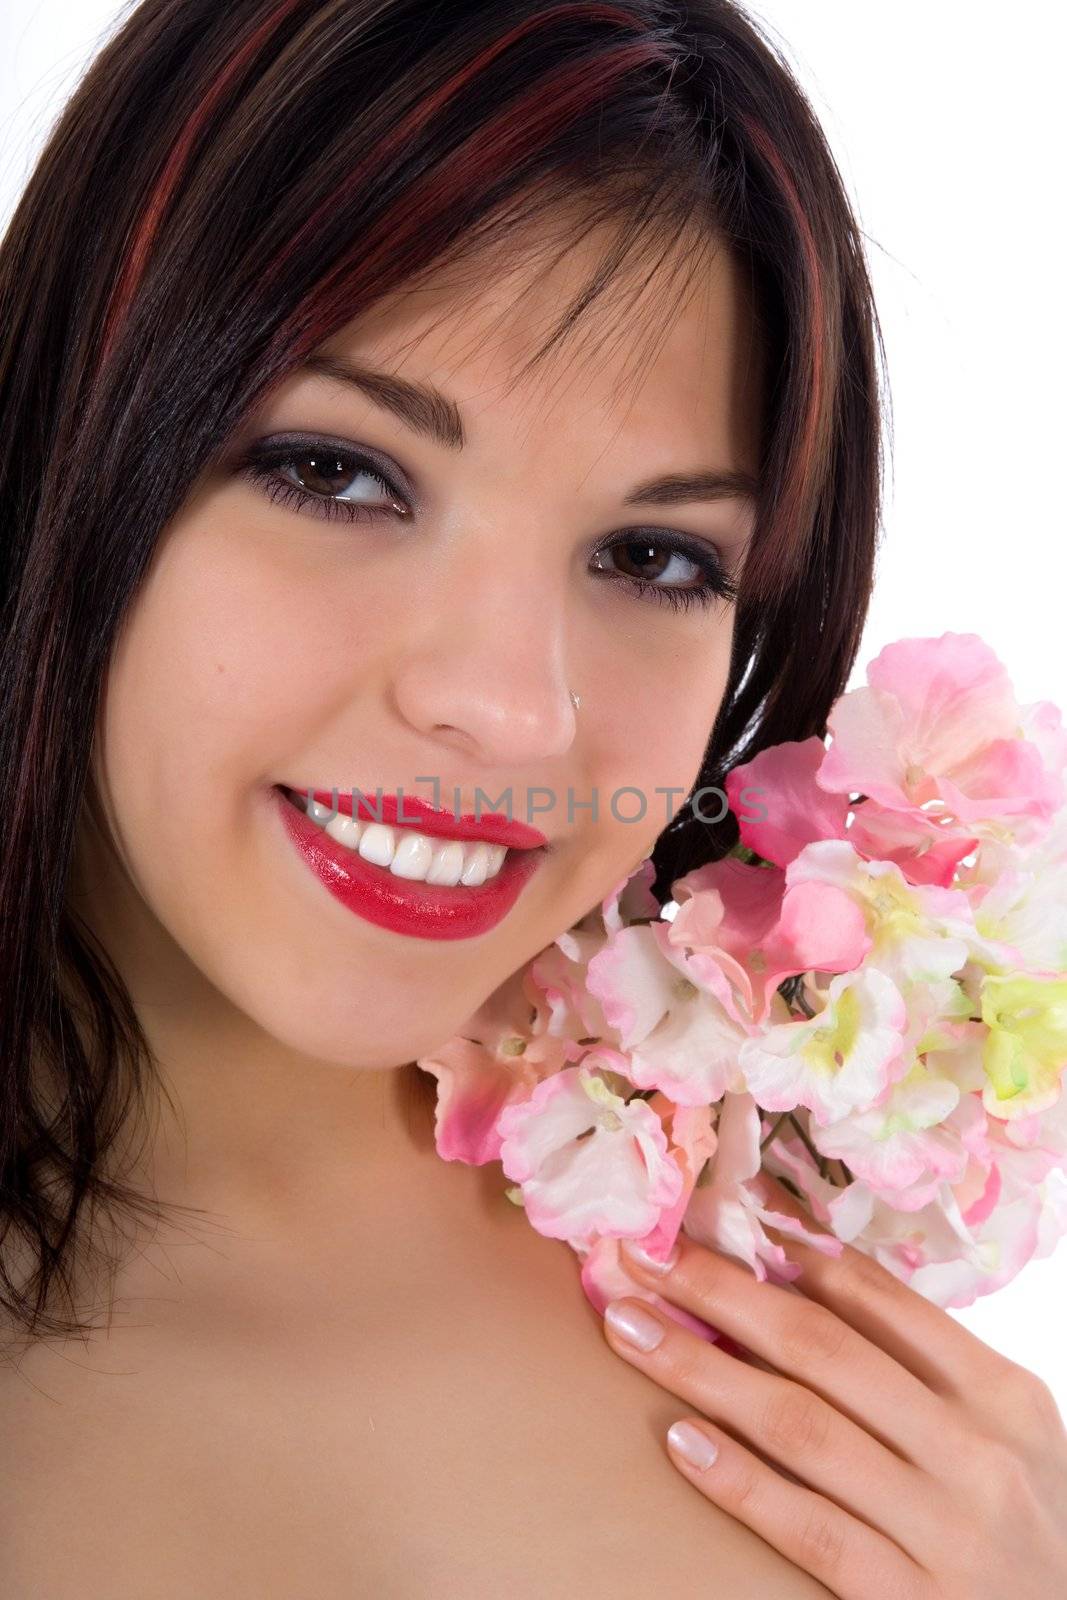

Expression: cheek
xmin=88 ymin=503 xmax=469 ymax=1063
xmin=589 ymin=618 xmax=735 ymax=840
xmin=92 ymin=499 xmax=406 ymax=966
xmin=101 ymin=499 xmax=403 ymax=813
xmin=542 ymin=631 xmax=733 ymax=934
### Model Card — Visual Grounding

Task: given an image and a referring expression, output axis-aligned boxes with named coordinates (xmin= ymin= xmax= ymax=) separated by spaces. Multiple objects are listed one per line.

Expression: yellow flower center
xmin=801 ymin=984 xmax=861 ymax=1075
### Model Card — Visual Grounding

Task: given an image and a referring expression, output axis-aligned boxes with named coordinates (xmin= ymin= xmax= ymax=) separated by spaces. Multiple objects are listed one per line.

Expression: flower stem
xmin=759 ymin=1111 xmax=791 ymax=1152
xmin=758 ymin=1109 xmax=854 ymax=1189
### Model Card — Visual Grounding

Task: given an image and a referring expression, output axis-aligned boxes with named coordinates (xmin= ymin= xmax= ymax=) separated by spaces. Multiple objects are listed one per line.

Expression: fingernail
xmin=620 ymin=1237 xmax=679 ymax=1275
xmin=604 ymin=1298 xmax=666 ymax=1351
xmin=667 ymin=1420 xmax=719 ymax=1471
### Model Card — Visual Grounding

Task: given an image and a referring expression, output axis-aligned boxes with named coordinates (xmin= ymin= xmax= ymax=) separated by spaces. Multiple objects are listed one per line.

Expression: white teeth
xmin=357 ymin=822 xmax=396 ymax=868
xmin=324 ymin=812 xmax=364 ymax=850
xmin=425 ymin=839 xmax=465 ymax=887
xmin=300 ymin=798 xmax=511 ymax=885
xmin=460 ymin=841 xmax=491 ymax=887
xmin=390 ymin=831 xmax=435 ymax=881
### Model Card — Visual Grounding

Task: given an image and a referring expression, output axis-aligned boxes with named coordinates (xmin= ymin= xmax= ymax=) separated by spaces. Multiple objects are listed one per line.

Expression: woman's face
xmin=82 ymin=222 xmax=764 ymax=1071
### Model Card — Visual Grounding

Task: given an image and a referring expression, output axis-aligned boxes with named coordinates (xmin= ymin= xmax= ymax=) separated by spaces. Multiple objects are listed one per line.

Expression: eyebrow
xmin=299 ymin=353 xmax=759 ymax=509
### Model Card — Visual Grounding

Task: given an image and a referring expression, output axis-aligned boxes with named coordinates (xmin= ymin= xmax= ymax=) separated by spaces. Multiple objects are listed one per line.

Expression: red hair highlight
xmin=96 ymin=0 xmax=308 ymax=376
xmin=278 ymin=42 xmax=675 ymax=363
xmin=262 ymin=4 xmax=665 ymax=318
xmin=739 ymin=110 xmax=831 ymax=556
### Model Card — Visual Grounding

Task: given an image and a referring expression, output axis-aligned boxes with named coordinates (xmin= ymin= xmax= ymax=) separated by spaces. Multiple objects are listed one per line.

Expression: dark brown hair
xmin=0 ymin=0 xmax=888 ymax=1342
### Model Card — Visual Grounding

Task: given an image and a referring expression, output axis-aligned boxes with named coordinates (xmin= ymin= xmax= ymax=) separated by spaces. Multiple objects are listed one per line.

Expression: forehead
xmin=315 ymin=211 xmax=766 ymax=470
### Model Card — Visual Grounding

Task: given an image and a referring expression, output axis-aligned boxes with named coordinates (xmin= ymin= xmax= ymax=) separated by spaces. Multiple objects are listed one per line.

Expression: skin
xmin=67 ymin=213 xmax=764 ymax=1236
xmin=605 ymin=1172 xmax=1067 ymax=1599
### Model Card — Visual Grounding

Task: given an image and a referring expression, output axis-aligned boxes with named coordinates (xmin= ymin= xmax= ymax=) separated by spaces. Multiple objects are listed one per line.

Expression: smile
xmin=272 ymin=786 xmax=548 ymax=941
xmin=301 ymin=792 xmax=509 ymax=885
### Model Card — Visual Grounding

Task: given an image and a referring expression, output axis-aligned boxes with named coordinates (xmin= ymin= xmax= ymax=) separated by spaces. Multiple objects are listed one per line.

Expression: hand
xmin=601 ymin=1177 xmax=1067 ymax=1599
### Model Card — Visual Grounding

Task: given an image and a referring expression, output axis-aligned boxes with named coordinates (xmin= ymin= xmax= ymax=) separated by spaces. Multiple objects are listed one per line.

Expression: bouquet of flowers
xmin=416 ymin=633 xmax=1067 ymax=1338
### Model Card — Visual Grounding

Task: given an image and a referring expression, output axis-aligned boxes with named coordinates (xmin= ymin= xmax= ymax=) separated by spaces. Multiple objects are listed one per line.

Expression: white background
xmin=3 ymin=3 xmax=1065 ymax=1407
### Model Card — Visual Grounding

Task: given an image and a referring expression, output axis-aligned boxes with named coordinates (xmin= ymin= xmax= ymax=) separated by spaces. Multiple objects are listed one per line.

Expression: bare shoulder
xmin=0 ymin=1324 xmax=833 ymax=1600
xmin=0 ymin=1211 xmax=833 ymax=1600
xmin=505 ymin=1281 xmax=837 ymax=1600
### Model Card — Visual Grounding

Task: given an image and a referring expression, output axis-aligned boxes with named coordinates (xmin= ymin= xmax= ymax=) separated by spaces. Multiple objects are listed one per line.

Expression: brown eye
xmin=279 ymin=447 xmax=396 ymax=506
xmin=591 ymin=531 xmax=737 ymax=614
xmin=595 ymin=536 xmax=704 ymax=587
xmin=236 ymin=437 xmax=413 ymax=524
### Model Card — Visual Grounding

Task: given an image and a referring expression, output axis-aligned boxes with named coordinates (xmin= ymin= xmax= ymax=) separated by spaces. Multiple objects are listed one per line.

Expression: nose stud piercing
xmin=569 ymin=689 xmax=581 ymax=712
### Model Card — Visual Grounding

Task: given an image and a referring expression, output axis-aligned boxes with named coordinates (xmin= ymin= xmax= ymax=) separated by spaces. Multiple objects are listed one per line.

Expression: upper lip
xmin=289 ymin=788 xmax=550 ymax=850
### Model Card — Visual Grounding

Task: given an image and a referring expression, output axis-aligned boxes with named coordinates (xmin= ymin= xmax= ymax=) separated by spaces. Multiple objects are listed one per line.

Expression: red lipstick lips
xmin=273 ymin=786 xmax=548 ymax=941
xmin=298 ymin=788 xmax=549 ymax=850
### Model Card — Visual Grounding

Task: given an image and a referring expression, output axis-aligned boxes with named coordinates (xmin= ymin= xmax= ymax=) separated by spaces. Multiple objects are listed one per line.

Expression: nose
xmin=390 ymin=553 xmax=579 ymax=767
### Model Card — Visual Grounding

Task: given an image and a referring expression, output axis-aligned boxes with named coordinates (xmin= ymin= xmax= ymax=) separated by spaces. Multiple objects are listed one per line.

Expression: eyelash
xmin=235 ymin=439 xmax=739 ymax=613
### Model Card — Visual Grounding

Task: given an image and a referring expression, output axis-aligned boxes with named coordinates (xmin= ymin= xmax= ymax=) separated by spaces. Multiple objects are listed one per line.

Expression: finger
xmin=662 ymin=1414 xmax=933 ymax=1600
xmin=756 ymin=1171 xmax=1010 ymax=1402
xmin=602 ymin=1297 xmax=942 ymax=1560
xmin=619 ymin=1233 xmax=955 ymax=1475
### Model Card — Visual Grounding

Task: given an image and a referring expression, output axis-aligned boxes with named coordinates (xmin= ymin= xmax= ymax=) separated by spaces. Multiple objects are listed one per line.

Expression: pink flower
xmin=416 ymin=965 xmax=568 ymax=1164
xmin=811 ymin=1065 xmax=969 ymax=1203
xmin=820 ymin=633 xmax=1064 ymax=838
xmin=495 ymin=1057 xmax=685 ymax=1247
xmin=738 ymin=965 xmax=909 ymax=1126
xmin=414 ymin=629 xmax=1067 ymax=1315
xmin=668 ymin=855 xmax=871 ymax=1022
xmin=682 ymin=1091 xmax=845 ymax=1282
xmin=725 ymin=736 xmax=849 ymax=866
xmin=521 ymin=858 xmax=663 ymax=1057
xmin=725 ymin=720 xmax=982 ymax=888
xmin=585 ymin=920 xmax=753 ymax=1105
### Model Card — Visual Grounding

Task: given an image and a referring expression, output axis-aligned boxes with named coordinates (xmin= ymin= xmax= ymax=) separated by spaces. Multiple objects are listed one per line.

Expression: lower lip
xmin=272 ymin=786 xmax=547 ymax=941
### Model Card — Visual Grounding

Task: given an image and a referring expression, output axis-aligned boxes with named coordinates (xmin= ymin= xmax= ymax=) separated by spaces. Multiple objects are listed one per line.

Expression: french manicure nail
xmin=667 ymin=1420 xmax=718 ymax=1470
xmin=604 ymin=1298 xmax=665 ymax=1351
xmin=620 ymin=1237 xmax=679 ymax=1275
